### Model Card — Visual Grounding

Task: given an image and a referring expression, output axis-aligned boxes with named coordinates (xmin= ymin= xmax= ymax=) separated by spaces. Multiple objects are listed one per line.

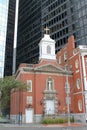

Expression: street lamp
xmin=0 ymin=91 xmax=2 ymax=99
xmin=82 ymin=90 xmax=87 ymax=123
xmin=65 ymin=77 xmax=71 ymax=126
xmin=0 ymin=90 xmax=2 ymax=115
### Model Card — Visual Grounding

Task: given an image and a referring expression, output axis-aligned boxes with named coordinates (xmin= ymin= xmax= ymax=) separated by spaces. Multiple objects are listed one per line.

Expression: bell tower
xmin=39 ymin=27 xmax=56 ymax=61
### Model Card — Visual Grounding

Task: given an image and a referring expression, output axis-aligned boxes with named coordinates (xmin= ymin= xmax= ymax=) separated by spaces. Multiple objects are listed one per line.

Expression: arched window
xmin=78 ymin=100 xmax=82 ymax=111
xmin=64 ymin=51 xmax=68 ymax=61
xmin=76 ymin=78 xmax=81 ymax=89
xmin=47 ymin=45 xmax=51 ymax=54
xmin=46 ymin=77 xmax=54 ymax=91
xmin=75 ymin=59 xmax=79 ymax=69
xmin=58 ymin=56 xmax=62 ymax=64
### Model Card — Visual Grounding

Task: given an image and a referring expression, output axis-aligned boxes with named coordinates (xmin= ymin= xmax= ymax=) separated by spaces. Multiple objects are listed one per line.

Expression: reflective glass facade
xmin=0 ymin=0 xmax=16 ymax=78
xmin=42 ymin=0 xmax=87 ymax=52
xmin=17 ymin=0 xmax=87 ymax=68
xmin=17 ymin=0 xmax=42 ymax=68
xmin=73 ymin=0 xmax=87 ymax=46
xmin=0 ymin=0 xmax=9 ymax=78
xmin=4 ymin=0 xmax=16 ymax=76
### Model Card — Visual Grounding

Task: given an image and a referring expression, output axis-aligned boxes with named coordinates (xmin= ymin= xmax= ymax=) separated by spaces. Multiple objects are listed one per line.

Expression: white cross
xmin=44 ymin=27 xmax=50 ymax=34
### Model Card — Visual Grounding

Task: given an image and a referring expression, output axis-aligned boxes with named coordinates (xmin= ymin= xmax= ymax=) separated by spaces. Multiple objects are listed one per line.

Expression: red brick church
xmin=10 ymin=33 xmax=87 ymax=123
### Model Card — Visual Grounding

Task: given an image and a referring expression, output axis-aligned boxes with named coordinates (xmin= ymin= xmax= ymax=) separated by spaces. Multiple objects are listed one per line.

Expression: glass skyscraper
xmin=42 ymin=0 xmax=87 ymax=52
xmin=0 ymin=0 xmax=9 ymax=78
xmin=16 ymin=0 xmax=87 ymax=69
xmin=0 ymin=0 xmax=16 ymax=78
xmin=16 ymin=0 xmax=42 ymax=69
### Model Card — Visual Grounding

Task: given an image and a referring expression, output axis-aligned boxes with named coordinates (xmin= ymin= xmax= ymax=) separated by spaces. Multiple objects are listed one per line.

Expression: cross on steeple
xmin=44 ymin=26 xmax=50 ymax=34
xmin=39 ymin=26 xmax=56 ymax=61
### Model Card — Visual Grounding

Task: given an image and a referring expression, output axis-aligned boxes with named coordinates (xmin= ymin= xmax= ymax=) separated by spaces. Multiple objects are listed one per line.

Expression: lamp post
xmin=19 ymin=90 xmax=22 ymax=125
xmin=0 ymin=91 xmax=1 ymax=98
xmin=82 ymin=90 xmax=87 ymax=123
xmin=65 ymin=73 xmax=71 ymax=126
xmin=0 ymin=90 xmax=2 ymax=115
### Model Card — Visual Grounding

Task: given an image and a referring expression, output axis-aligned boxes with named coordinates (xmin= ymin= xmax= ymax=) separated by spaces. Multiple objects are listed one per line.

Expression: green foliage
xmin=0 ymin=76 xmax=27 ymax=115
xmin=42 ymin=117 xmax=74 ymax=124
xmin=55 ymin=118 xmax=64 ymax=124
xmin=42 ymin=118 xmax=55 ymax=124
xmin=42 ymin=118 xmax=64 ymax=124
xmin=70 ymin=116 xmax=74 ymax=122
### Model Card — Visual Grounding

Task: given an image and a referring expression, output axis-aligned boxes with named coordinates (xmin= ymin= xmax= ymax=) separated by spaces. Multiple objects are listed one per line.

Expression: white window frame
xmin=26 ymin=96 xmax=32 ymax=104
xmin=75 ymin=59 xmax=79 ymax=69
xmin=76 ymin=78 xmax=81 ymax=89
xmin=27 ymin=80 xmax=32 ymax=92
xmin=46 ymin=78 xmax=54 ymax=91
xmin=73 ymin=49 xmax=77 ymax=55
xmin=64 ymin=51 xmax=68 ymax=61
xmin=58 ymin=56 xmax=62 ymax=64
xmin=78 ymin=100 xmax=82 ymax=111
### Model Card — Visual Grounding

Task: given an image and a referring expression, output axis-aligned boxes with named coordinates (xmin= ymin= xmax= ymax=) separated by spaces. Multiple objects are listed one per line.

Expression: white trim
xmin=26 ymin=96 xmax=33 ymax=104
xmin=82 ymin=55 xmax=87 ymax=90
xmin=76 ymin=78 xmax=81 ymax=89
xmin=78 ymin=100 xmax=82 ymax=111
xmin=73 ymin=91 xmax=83 ymax=95
xmin=45 ymin=100 xmax=55 ymax=114
xmin=27 ymin=80 xmax=32 ymax=92
xmin=35 ymin=63 xmax=65 ymax=72
xmin=25 ymin=108 xmax=33 ymax=123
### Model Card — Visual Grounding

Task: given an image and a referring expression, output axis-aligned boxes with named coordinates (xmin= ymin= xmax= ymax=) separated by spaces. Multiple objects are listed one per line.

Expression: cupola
xmin=39 ymin=27 xmax=56 ymax=61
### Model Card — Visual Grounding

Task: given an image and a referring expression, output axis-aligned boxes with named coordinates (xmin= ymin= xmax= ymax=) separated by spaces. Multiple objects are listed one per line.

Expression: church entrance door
xmin=45 ymin=100 xmax=55 ymax=114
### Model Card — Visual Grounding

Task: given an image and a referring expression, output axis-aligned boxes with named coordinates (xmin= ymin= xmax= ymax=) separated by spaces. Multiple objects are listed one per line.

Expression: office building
xmin=0 ymin=0 xmax=16 ymax=78
xmin=16 ymin=0 xmax=87 ymax=69
xmin=16 ymin=0 xmax=42 ymax=69
xmin=42 ymin=0 xmax=87 ymax=51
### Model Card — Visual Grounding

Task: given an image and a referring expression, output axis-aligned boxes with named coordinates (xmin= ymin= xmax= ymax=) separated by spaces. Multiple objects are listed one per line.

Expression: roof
xmin=15 ymin=59 xmax=73 ymax=78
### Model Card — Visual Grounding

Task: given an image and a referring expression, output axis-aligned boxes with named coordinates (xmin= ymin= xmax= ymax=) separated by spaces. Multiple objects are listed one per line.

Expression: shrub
xmin=42 ymin=118 xmax=55 ymax=124
xmin=70 ymin=116 xmax=74 ymax=122
xmin=42 ymin=118 xmax=64 ymax=124
xmin=42 ymin=117 xmax=74 ymax=124
xmin=62 ymin=118 xmax=68 ymax=123
xmin=55 ymin=118 xmax=64 ymax=124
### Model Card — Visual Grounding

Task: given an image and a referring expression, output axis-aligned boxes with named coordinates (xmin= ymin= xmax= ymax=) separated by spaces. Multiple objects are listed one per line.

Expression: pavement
xmin=45 ymin=122 xmax=86 ymax=127
xmin=0 ymin=122 xmax=87 ymax=128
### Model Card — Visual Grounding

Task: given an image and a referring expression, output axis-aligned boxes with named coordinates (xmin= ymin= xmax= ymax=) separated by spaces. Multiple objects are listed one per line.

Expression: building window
xmin=47 ymin=45 xmax=51 ymax=54
xmin=65 ymin=82 xmax=70 ymax=93
xmin=64 ymin=51 xmax=68 ymax=61
xmin=73 ymin=49 xmax=77 ymax=55
xmin=26 ymin=96 xmax=32 ymax=104
xmin=78 ymin=100 xmax=82 ymax=111
xmin=46 ymin=77 xmax=54 ymax=91
xmin=75 ymin=59 xmax=79 ymax=69
xmin=76 ymin=78 xmax=81 ymax=89
xmin=58 ymin=56 xmax=62 ymax=64
xmin=85 ymin=58 xmax=87 ymax=66
xmin=27 ymin=80 xmax=32 ymax=92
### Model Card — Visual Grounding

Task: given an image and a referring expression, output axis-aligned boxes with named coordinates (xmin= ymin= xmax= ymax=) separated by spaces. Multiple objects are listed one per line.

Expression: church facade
xmin=10 ymin=33 xmax=87 ymax=123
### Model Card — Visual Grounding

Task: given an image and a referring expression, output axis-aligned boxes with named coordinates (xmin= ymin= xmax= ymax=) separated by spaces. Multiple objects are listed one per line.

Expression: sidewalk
xmin=0 ymin=123 xmax=44 ymax=128
xmin=0 ymin=122 xmax=87 ymax=128
xmin=46 ymin=122 xmax=87 ymax=127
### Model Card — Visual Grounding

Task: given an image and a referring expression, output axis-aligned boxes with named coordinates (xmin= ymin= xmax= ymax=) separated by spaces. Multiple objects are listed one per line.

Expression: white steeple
xmin=39 ymin=27 xmax=56 ymax=61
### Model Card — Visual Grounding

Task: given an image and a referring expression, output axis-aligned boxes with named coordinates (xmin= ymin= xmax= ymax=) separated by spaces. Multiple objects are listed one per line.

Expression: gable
xmin=34 ymin=64 xmax=66 ymax=74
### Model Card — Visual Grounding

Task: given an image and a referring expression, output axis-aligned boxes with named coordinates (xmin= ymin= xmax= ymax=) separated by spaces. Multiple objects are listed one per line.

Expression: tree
xmin=0 ymin=76 xmax=26 ymax=116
